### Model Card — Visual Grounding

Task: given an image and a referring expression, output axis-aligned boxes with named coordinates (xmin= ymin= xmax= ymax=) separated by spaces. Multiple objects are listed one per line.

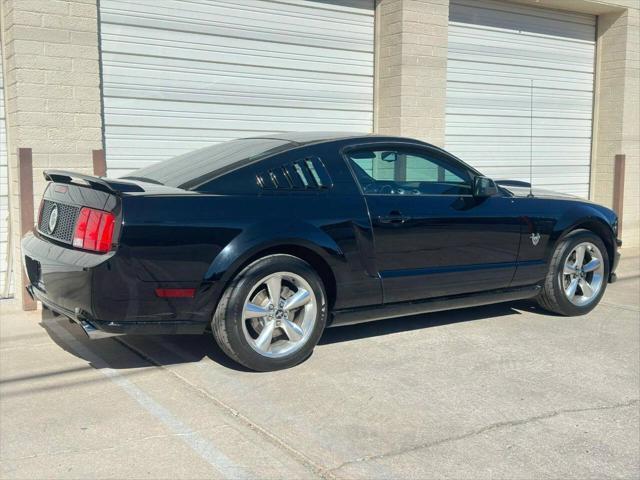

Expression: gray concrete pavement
xmin=1 ymin=250 xmax=639 ymax=479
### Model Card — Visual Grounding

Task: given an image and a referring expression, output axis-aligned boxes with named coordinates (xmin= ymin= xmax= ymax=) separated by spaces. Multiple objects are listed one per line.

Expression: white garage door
xmin=0 ymin=50 xmax=10 ymax=296
xmin=99 ymin=0 xmax=375 ymax=178
xmin=446 ymin=0 xmax=596 ymax=197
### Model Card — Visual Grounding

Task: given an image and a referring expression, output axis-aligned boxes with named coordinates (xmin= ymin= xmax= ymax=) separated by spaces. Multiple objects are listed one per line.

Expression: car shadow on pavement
xmin=39 ymin=299 xmax=543 ymax=372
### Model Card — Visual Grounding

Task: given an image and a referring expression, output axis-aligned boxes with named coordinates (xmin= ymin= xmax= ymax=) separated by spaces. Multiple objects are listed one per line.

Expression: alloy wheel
xmin=561 ymin=242 xmax=605 ymax=307
xmin=241 ymin=272 xmax=317 ymax=358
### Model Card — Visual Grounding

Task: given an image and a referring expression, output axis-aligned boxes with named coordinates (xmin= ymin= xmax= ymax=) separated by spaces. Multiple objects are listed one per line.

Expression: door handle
xmin=378 ymin=211 xmax=410 ymax=224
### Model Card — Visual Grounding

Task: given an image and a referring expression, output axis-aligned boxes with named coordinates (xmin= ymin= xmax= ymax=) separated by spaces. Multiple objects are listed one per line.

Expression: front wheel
xmin=212 ymin=254 xmax=327 ymax=371
xmin=537 ymin=230 xmax=609 ymax=316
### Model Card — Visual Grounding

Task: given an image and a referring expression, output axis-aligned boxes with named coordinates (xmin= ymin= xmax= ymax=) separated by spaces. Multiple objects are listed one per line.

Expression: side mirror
xmin=473 ymin=176 xmax=498 ymax=197
xmin=380 ymin=151 xmax=397 ymax=163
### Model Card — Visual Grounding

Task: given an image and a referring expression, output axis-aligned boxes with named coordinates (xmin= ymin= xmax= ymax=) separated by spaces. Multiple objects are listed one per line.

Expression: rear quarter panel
xmin=118 ymin=190 xmax=379 ymax=320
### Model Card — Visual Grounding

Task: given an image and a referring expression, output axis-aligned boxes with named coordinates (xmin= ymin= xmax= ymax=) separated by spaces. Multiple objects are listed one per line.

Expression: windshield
xmin=122 ymin=137 xmax=292 ymax=190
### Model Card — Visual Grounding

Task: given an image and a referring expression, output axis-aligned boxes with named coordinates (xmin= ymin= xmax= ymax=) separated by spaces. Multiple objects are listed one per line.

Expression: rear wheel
xmin=212 ymin=254 xmax=327 ymax=371
xmin=537 ymin=230 xmax=609 ymax=316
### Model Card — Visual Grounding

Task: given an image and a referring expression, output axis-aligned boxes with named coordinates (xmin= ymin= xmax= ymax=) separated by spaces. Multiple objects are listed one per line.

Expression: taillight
xmin=73 ymin=207 xmax=115 ymax=253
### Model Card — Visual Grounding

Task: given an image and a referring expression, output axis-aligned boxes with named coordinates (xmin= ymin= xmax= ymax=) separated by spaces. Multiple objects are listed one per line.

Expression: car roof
xmin=124 ymin=132 xmax=478 ymax=191
xmin=245 ymin=131 xmax=432 ymax=147
xmin=246 ymin=131 xmax=469 ymax=164
xmin=241 ymin=131 xmax=480 ymax=173
xmin=247 ymin=131 xmax=372 ymax=145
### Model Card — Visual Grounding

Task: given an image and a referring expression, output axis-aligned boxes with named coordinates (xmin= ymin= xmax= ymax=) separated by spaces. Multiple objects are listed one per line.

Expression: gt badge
xmin=530 ymin=232 xmax=540 ymax=246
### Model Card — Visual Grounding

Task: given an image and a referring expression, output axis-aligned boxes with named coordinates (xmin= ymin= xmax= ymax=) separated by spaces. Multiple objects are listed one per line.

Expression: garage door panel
xmin=447 ymin=53 xmax=594 ymax=81
xmin=103 ymin=6 xmax=370 ymax=52
xmin=105 ymin=120 xmax=373 ymax=136
xmin=100 ymin=25 xmax=373 ymax=66
xmin=105 ymin=113 xmax=369 ymax=131
xmin=447 ymin=81 xmax=595 ymax=99
xmin=101 ymin=30 xmax=373 ymax=75
xmin=447 ymin=115 xmax=593 ymax=138
xmin=102 ymin=54 xmax=373 ymax=90
xmin=105 ymin=81 xmax=373 ymax=111
xmin=105 ymin=98 xmax=373 ymax=120
xmin=446 ymin=0 xmax=595 ymax=198
xmin=448 ymin=46 xmax=594 ymax=76
xmin=449 ymin=22 xmax=596 ymax=55
xmin=447 ymin=143 xmax=593 ymax=166
xmin=447 ymin=69 xmax=594 ymax=93
xmin=447 ymin=108 xmax=592 ymax=122
xmin=103 ymin=66 xmax=373 ymax=97
xmin=103 ymin=84 xmax=370 ymax=112
xmin=104 ymin=0 xmax=374 ymax=44
xmin=105 ymin=125 xmax=282 ymax=160
xmin=105 ymin=113 xmax=370 ymax=131
xmin=106 ymin=125 xmax=278 ymax=139
xmin=448 ymin=39 xmax=594 ymax=77
xmin=451 ymin=0 xmax=595 ymax=41
xmin=448 ymin=66 xmax=594 ymax=87
xmin=447 ymin=96 xmax=594 ymax=120
xmin=100 ymin=0 xmax=374 ymax=176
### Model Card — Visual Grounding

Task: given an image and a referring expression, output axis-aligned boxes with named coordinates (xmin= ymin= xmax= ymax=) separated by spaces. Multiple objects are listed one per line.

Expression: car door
xmin=344 ymin=144 xmax=522 ymax=304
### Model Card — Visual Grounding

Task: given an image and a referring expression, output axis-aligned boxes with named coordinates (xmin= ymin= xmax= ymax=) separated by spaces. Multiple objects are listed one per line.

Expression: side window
xmin=347 ymin=148 xmax=472 ymax=195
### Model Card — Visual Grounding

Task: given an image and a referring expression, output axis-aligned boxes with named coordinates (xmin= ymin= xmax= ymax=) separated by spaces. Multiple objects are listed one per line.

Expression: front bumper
xmin=609 ymin=238 xmax=622 ymax=283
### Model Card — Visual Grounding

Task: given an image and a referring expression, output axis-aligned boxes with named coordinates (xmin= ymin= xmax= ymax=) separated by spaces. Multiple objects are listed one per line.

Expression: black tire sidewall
xmin=222 ymin=255 xmax=327 ymax=371
xmin=551 ymin=231 xmax=609 ymax=316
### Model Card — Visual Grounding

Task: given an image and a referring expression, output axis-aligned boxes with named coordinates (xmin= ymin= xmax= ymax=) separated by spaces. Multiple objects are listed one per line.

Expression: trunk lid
xmin=38 ymin=170 xmax=194 ymax=248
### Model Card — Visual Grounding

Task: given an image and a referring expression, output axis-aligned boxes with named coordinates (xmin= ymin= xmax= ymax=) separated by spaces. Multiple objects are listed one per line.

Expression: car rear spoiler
xmin=43 ymin=170 xmax=145 ymax=194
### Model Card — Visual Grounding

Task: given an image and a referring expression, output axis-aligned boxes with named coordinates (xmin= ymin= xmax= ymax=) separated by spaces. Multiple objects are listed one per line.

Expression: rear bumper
xmin=22 ymin=232 xmax=208 ymax=337
xmin=29 ymin=284 xmax=204 ymax=337
xmin=27 ymin=284 xmax=122 ymax=339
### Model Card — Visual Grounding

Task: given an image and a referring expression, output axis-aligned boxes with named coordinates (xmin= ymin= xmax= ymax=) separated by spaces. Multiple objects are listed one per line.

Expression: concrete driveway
xmin=1 ymin=251 xmax=639 ymax=479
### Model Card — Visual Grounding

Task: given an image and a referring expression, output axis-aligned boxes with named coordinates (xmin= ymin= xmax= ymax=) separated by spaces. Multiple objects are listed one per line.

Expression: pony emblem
xmin=530 ymin=232 xmax=540 ymax=246
xmin=48 ymin=205 xmax=59 ymax=234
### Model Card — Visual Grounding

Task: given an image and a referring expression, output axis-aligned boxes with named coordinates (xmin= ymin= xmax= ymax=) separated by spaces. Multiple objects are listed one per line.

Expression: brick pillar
xmin=374 ymin=0 xmax=449 ymax=147
xmin=0 ymin=0 xmax=103 ymax=304
xmin=591 ymin=7 xmax=639 ymax=247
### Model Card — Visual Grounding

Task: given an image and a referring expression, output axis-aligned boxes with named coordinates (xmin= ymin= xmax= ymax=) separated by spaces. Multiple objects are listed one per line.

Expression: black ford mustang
xmin=23 ymin=132 xmax=621 ymax=371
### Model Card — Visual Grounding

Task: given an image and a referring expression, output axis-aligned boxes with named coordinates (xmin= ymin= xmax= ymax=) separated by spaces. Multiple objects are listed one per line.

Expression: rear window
xmin=122 ymin=138 xmax=292 ymax=190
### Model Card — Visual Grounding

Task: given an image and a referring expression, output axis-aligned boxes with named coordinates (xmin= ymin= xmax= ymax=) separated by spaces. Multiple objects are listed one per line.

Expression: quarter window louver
xmin=293 ymin=164 xmax=310 ymax=187
xmin=258 ymin=157 xmax=333 ymax=191
xmin=304 ymin=160 xmax=323 ymax=187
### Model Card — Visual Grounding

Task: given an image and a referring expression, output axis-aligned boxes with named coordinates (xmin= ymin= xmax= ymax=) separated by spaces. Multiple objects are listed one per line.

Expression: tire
xmin=537 ymin=229 xmax=609 ymax=316
xmin=211 ymin=254 xmax=328 ymax=371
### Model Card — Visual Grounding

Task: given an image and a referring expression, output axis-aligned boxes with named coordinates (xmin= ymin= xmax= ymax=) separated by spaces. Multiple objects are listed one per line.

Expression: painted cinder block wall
xmin=0 ymin=0 xmax=100 ymax=304
xmin=375 ymin=0 xmax=449 ymax=147
xmin=0 ymin=0 xmax=637 ymax=304
xmin=592 ymin=6 xmax=639 ymax=247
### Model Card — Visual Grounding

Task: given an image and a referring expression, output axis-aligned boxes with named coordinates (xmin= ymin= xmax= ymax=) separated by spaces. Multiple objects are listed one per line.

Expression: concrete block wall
xmin=375 ymin=0 xmax=449 ymax=147
xmin=0 ymin=0 xmax=102 ymax=303
xmin=592 ymin=6 xmax=640 ymax=248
